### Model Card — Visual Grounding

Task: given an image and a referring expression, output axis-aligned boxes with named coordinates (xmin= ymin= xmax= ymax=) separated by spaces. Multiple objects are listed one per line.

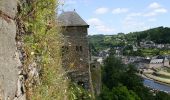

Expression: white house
xmin=149 ymin=57 xmax=169 ymax=68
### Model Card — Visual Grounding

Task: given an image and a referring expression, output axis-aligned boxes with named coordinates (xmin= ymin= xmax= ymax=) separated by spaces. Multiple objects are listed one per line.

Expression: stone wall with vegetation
xmin=16 ymin=0 xmax=69 ymax=99
xmin=0 ymin=0 xmax=93 ymax=100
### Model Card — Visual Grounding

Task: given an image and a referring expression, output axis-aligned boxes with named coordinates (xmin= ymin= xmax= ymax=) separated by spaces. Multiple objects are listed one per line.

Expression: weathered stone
xmin=59 ymin=11 xmax=93 ymax=92
xmin=14 ymin=94 xmax=26 ymax=100
xmin=0 ymin=17 xmax=18 ymax=99
xmin=0 ymin=0 xmax=17 ymax=19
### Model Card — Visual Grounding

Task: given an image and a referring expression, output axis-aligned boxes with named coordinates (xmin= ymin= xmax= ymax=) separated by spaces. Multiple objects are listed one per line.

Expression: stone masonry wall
xmin=0 ymin=0 xmax=27 ymax=100
xmin=62 ymin=26 xmax=92 ymax=90
xmin=0 ymin=0 xmax=19 ymax=99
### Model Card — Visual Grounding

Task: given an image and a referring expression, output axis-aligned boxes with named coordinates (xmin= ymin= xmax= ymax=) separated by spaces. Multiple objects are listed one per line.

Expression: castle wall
xmin=62 ymin=26 xmax=91 ymax=89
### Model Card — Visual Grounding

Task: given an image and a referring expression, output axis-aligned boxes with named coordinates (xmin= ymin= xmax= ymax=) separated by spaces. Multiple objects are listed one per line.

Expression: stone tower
xmin=58 ymin=11 xmax=91 ymax=90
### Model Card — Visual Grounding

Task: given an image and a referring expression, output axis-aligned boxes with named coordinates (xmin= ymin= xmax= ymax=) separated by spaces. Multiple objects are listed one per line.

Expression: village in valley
xmin=89 ymin=29 xmax=170 ymax=93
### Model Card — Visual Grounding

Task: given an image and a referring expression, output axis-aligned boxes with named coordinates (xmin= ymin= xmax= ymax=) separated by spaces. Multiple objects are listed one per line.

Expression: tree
xmin=155 ymin=91 xmax=170 ymax=100
xmin=99 ymin=54 xmax=160 ymax=100
xmin=100 ymin=85 xmax=140 ymax=100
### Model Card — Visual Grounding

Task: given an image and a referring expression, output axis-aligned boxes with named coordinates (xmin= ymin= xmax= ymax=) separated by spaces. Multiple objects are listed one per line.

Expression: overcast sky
xmin=59 ymin=0 xmax=170 ymax=35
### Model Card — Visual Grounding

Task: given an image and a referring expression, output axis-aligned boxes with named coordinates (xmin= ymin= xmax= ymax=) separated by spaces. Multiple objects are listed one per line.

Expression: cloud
xmin=148 ymin=18 xmax=157 ymax=22
xmin=123 ymin=18 xmax=145 ymax=27
xmin=154 ymin=8 xmax=167 ymax=13
xmin=95 ymin=7 xmax=109 ymax=14
xmin=112 ymin=8 xmax=129 ymax=14
xmin=124 ymin=12 xmax=143 ymax=23
xmin=87 ymin=18 xmax=102 ymax=26
xmin=87 ymin=18 xmax=115 ymax=34
xmin=144 ymin=12 xmax=157 ymax=17
xmin=149 ymin=2 xmax=161 ymax=9
xmin=96 ymin=25 xmax=115 ymax=33
xmin=127 ymin=13 xmax=142 ymax=19
xmin=122 ymin=18 xmax=148 ymax=32
xmin=122 ymin=13 xmax=151 ymax=33
xmin=125 ymin=2 xmax=167 ymax=18
xmin=144 ymin=2 xmax=168 ymax=17
xmin=122 ymin=2 xmax=167 ymax=32
xmin=144 ymin=8 xmax=168 ymax=17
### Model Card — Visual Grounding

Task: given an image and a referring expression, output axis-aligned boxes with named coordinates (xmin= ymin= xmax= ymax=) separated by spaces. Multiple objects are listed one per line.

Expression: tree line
xmin=98 ymin=51 xmax=170 ymax=100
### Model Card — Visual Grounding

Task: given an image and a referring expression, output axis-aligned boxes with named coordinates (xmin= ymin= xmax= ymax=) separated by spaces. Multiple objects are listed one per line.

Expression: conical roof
xmin=58 ymin=11 xmax=89 ymax=27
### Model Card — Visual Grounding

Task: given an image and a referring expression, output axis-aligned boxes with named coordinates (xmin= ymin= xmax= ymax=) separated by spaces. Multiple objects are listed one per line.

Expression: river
xmin=143 ymin=78 xmax=170 ymax=93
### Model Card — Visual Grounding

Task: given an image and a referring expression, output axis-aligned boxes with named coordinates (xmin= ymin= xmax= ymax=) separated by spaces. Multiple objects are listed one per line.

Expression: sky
xmin=58 ymin=0 xmax=170 ymax=35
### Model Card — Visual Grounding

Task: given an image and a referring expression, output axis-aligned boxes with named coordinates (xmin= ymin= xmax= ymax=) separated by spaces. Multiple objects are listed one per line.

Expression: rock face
xmin=0 ymin=0 xmax=17 ymax=19
xmin=0 ymin=0 xmax=19 ymax=99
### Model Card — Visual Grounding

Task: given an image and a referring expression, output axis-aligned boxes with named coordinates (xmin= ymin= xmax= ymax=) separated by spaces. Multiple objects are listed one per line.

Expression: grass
xmin=154 ymin=72 xmax=170 ymax=79
xmin=18 ymin=0 xmax=70 ymax=99
xmin=18 ymin=0 xmax=93 ymax=99
xmin=145 ymin=74 xmax=170 ymax=84
xmin=162 ymin=67 xmax=170 ymax=73
xmin=159 ymin=50 xmax=170 ymax=55
xmin=140 ymin=48 xmax=159 ymax=56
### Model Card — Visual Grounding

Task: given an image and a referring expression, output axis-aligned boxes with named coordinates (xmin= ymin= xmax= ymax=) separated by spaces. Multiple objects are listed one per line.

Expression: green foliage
xmin=69 ymin=83 xmax=92 ymax=100
xmin=89 ymin=35 xmax=112 ymax=54
xmin=135 ymin=26 xmax=170 ymax=44
xmin=89 ymin=27 xmax=170 ymax=57
xmin=99 ymin=54 xmax=170 ymax=100
xmin=140 ymin=48 xmax=159 ymax=56
xmin=155 ymin=91 xmax=170 ymax=100
xmin=18 ymin=0 xmax=92 ymax=99
xmin=18 ymin=0 xmax=71 ymax=99
xmin=100 ymin=85 xmax=140 ymax=100
xmin=100 ymin=55 xmax=142 ymax=100
xmin=102 ymin=55 xmax=125 ymax=88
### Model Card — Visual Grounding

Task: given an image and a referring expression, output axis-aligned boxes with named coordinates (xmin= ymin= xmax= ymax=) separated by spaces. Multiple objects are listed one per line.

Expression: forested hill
xmin=89 ymin=26 xmax=170 ymax=54
xmin=133 ymin=26 xmax=170 ymax=44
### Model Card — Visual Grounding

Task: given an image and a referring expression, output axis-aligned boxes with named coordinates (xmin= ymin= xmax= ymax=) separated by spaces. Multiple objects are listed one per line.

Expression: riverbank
xmin=144 ymin=74 xmax=170 ymax=85
xmin=143 ymin=78 xmax=170 ymax=93
xmin=138 ymin=73 xmax=170 ymax=93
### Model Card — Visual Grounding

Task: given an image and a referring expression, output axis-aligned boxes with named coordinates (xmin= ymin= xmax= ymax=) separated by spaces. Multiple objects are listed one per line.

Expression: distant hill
xmin=134 ymin=26 xmax=170 ymax=44
xmin=89 ymin=26 xmax=170 ymax=54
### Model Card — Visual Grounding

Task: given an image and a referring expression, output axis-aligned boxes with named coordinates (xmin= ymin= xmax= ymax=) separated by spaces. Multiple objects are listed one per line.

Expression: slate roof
xmin=150 ymin=59 xmax=163 ymax=64
xmin=58 ymin=11 xmax=89 ymax=27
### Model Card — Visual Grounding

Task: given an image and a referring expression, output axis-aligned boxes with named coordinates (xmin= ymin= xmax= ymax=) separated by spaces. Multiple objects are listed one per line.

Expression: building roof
xmin=58 ymin=11 xmax=89 ymax=27
xmin=164 ymin=57 xmax=169 ymax=62
xmin=150 ymin=59 xmax=163 ymax=64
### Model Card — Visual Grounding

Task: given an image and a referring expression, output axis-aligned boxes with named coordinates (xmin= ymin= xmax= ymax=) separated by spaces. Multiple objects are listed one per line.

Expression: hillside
xmin=135 ymin=26 xmax=170 ymax=44
xmin=89 ymin=27 xmax=170 ymax=55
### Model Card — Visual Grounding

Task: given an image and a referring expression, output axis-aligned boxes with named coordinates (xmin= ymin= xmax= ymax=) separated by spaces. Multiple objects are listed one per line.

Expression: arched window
xmin=80 ymin=46 xmax=83 ymax=52
xmin=76 ymin=46 xmax=79 ymax=51
xmin=76 ymin=46 xmax=83 ymax=52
